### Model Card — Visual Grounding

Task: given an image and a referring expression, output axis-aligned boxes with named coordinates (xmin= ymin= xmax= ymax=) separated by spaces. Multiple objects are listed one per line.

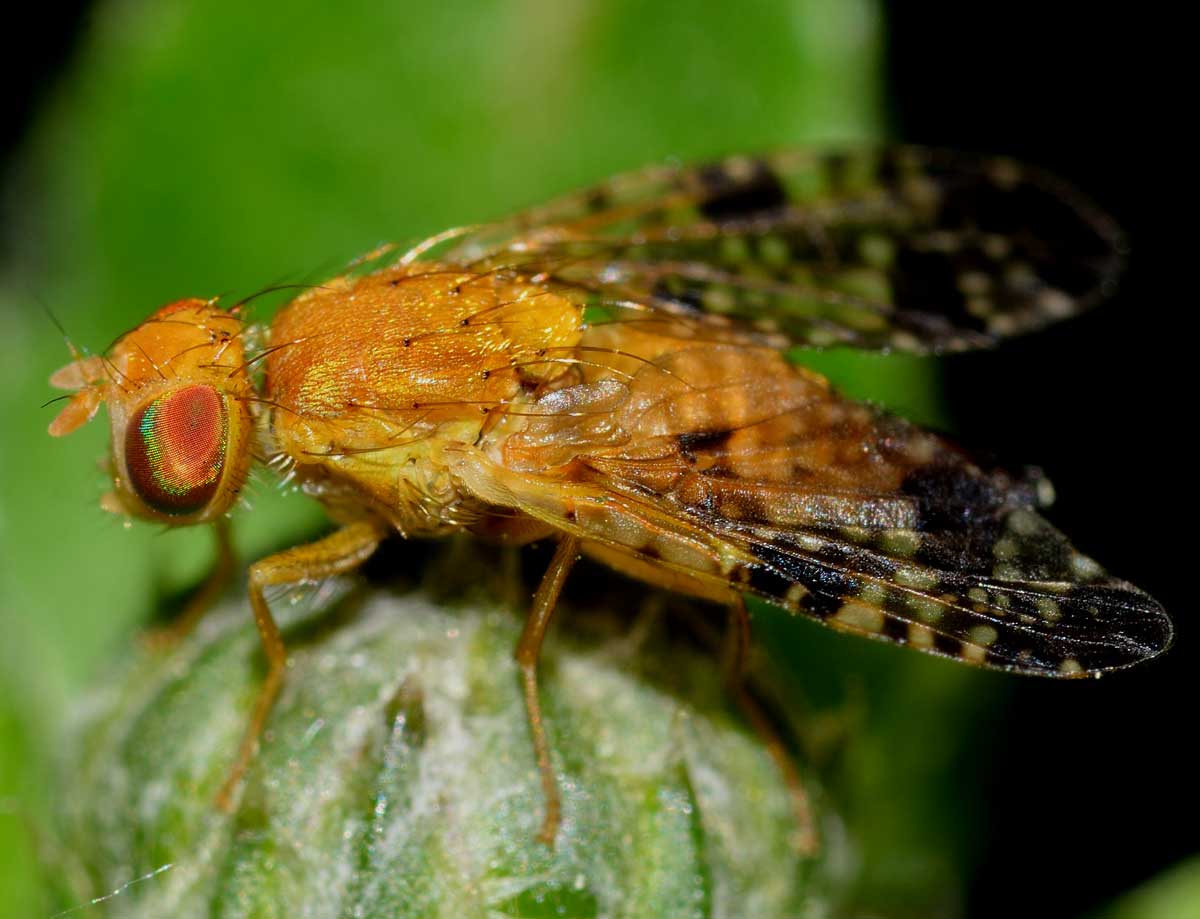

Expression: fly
xmin=48 ymin=147 xmax=1172 ymax=850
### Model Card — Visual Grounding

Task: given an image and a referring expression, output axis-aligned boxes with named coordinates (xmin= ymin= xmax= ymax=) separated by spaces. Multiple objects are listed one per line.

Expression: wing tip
xmin=1008 ymin=590 xmax=1173 ymax=679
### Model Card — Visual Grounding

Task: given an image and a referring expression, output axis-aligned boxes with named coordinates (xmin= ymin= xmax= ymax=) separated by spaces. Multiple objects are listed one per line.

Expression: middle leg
xmin=514 ymin=534 xmax=580 ymax=846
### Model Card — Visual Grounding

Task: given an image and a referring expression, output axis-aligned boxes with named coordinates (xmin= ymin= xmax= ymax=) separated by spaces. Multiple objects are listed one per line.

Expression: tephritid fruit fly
xmin=49 ymin=147 xmax=1171 ymax=849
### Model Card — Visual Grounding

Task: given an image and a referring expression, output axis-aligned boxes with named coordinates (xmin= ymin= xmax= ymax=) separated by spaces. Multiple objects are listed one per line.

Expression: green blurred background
xmin=0 ymin=2 xmax=1192 ymax=917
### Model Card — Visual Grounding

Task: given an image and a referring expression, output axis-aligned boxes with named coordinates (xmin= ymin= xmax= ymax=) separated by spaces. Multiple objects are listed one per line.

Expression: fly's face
xmin=48 ymin=298 xmax=258 ymax=526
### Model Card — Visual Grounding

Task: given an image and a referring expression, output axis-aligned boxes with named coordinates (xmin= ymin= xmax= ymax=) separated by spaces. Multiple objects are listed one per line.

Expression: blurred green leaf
xmin=1095 ymin=857 xmax=1200 ymax=919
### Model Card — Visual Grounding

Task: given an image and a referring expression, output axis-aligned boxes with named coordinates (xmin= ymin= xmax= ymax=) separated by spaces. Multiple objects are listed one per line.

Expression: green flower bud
xmin=52 ymin=578 xmax=844 ymax=918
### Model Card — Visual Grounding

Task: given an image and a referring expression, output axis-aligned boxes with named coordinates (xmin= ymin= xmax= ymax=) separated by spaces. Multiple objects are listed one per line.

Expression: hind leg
xmin=724 ymin=595 xmax=819 ymax=855
xmin=514 ymin=535 xmax=580 ymax=846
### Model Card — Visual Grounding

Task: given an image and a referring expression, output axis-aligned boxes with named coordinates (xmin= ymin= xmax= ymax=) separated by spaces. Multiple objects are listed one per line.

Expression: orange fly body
xmin=48 ymin=147 xmax=1172 ymax=848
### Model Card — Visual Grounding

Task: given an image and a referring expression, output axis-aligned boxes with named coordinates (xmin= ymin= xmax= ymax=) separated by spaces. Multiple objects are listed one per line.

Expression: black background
xmin=887 ymin=5 xmax=1188 ymax=917
xmin=2 ymin=4 xmax=1188 ymax=917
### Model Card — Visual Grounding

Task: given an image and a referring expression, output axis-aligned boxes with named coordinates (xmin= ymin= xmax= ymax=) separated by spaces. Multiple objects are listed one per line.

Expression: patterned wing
xmin=445 ymin=148 xmax=1126 ymax=353
xmin=489 ymin=336 xmax=1169 ymax=676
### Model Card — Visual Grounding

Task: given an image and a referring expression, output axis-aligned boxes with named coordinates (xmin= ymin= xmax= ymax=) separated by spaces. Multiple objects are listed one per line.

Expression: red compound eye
xmin=125 ymin=385 xmax=228 ymax=516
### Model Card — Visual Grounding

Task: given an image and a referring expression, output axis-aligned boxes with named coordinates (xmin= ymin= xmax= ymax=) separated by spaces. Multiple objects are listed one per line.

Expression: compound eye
xmin=125 ymin=384 xmax=229 ymax=516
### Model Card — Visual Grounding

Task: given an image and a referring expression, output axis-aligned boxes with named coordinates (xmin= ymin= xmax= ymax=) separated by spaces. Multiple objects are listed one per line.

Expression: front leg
xmin=215 ymin=519 xmax=385 ymax=811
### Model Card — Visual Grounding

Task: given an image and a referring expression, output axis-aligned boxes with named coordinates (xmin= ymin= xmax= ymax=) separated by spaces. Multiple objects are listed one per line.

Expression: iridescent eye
xmin=125 ymin=384 xmax=228 ymax=516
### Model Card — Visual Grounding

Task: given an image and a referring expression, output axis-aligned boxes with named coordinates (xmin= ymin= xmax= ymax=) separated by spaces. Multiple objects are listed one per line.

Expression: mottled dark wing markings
xmin=504 ymin=336 xmax=1169 ymax=677
xmin=446 ymin=148 xmax=1126 ymax=354
xmin=729 ymin=505 xmax=1169 ymax=676
xmin=577 ymin=405 xmax=1168 ymax=676
xmin=740 ymin=538 xmax=1168 ymax=676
